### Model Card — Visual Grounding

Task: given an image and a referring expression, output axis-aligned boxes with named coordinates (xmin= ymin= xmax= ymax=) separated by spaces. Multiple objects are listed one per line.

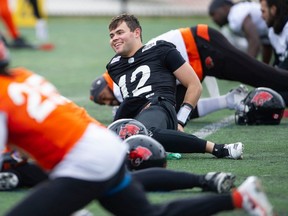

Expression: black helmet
xmin=108 ymin=118 xmax=149 ymax=140
xmin=0 ymin=39 xmax=9 ymax=69
xmin=235 ymin=87 xmax=285 ymax=125
xmin=124 ymin=135 xmax=167 ymax=171
xmin=90 ymin=76 xmax=107 ymax=104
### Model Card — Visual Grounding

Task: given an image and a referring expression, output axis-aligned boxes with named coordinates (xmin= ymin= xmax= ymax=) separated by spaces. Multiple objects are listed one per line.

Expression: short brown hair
xmin=109 ymin=13 xmax=142 ymax=41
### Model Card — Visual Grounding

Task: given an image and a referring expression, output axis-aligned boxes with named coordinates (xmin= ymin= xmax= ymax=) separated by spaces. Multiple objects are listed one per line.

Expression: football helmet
xmin=108 ymin=118 xmax=149 ymax=140
xmin=90 ymin=76 xmax=107 ymax=104
xmin=235 ymin=87 xmax=285 ymax=125
xmin=124 ymin=135 xmax=167 ymax=171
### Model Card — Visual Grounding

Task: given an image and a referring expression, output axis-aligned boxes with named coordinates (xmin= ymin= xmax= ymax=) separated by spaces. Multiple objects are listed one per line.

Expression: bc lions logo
xmin=129 ymin=146 xmax=152 ymax=167
xmin=119 ymin=124 xmax=141 ymax=140
xmin=251 ymin=91 xmax=273 ymax=106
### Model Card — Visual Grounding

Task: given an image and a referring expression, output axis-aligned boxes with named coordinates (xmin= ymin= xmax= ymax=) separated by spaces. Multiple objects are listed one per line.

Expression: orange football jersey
xmin=0 ymin=68 xmax=103 ymax=170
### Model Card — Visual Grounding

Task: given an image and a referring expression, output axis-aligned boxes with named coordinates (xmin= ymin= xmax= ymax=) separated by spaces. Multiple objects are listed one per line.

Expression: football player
xmin=0 ymin=0 xmax=35 ymax=49
xmin=106 ymin=14 xmax=245 ymax=161
xmin=91 ymin=23 xmax=288 ymax=107
xmin=260 ymin=0 xmax=288 ymax=70
xmin=209 ymin=0 xmax=272 ymax=63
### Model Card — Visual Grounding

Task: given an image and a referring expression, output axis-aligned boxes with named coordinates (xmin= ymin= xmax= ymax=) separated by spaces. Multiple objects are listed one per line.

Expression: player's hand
xmin=177 ymin=124 xmax=184 ymax=132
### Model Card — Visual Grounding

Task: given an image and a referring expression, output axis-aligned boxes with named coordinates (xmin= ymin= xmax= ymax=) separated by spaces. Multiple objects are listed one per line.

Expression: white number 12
xmin=118 ymin=65 xmax=152 ymax=98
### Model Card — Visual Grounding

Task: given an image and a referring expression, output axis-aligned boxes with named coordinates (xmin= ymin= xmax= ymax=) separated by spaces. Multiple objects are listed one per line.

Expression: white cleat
xmin=224 ymin=142 xmax=243 ymax=159
xmin=226 ymin=84 xmax=249 ymax=110
xmin=204 ymin=172 xmax=236 ymax=193
xmin=237 ymin=176 xmax=274 ymax=216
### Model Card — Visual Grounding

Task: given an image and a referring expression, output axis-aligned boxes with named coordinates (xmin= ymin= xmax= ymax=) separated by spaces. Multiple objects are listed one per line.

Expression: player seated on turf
xmin=90 ymin=72 xmax=248 ymax=119
xmin=91 ymin=23 xmax=288 ymax=107
xmin=0 ymin=37 xmax=274 ymax=216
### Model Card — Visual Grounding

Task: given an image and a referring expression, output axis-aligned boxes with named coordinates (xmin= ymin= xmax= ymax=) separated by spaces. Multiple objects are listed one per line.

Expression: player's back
xmin=0 ymin=68 xmax=101 ymax=169
xmin=228 ymin=2 xmax=268 ymax=37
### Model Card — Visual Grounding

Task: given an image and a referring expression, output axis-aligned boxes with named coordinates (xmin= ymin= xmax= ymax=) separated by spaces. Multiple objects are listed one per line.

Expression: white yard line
xmin=192 ymin=115 xmax=235 ymax=139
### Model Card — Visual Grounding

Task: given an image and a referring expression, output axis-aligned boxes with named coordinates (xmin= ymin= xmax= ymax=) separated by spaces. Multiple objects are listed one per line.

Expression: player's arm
xmin=163 ymin=41 xmax=202 ymax=128
xmin=174 ymin=62 xmax=202 ymax=129
xmin=242 ymin=15 xmax=261 ymax=58
xmin=0 ymin=112 xmax=8 ymax=168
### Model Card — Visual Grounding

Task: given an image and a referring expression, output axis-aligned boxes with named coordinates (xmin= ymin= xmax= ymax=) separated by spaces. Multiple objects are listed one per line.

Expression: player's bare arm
xmin=173 ymin=62 xmax=202 ymax=131
xmin=242 ymin=15 xmax=260 ymax=58
xmin=173 ymin=62 xmax=202 ymax=108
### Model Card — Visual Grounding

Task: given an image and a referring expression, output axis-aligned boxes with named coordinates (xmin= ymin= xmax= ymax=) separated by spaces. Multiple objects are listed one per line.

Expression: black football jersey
xmin=107 ymin=40 xmax=186 ymax=105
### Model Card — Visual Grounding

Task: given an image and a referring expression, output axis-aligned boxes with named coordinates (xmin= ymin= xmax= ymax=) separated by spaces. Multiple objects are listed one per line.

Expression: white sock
xmin=35 ymin=19 xmax=48 ymax=42
xmin=197 ymin=95 xmax=227 ymax=117
xmin=203 ymin=76 xmax=220 ymax=97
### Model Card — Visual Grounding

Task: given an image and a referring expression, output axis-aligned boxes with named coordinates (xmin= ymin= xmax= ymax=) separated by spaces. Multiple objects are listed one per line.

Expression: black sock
xmin=212 ymin=144 xmax=229 ymax=158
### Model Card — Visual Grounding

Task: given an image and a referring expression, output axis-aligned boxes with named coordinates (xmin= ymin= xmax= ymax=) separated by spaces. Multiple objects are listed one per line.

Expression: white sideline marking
xmin=192 ymin=115 xmax=235 ymax=139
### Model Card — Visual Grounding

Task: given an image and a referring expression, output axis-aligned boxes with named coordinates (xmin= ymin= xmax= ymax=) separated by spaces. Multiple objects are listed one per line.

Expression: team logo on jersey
xmin=128 ymin=57 xmax=134 ymax=63
xmin=205 ymin=56 xmax=214 ymax=69
xmin=251 ymin=91 xmax=273 ymax=106
xmin=119 ymin=124 xmax=141 ymax=139
xmin=110 ymin=56 xmax=121 ymax=64
xmin=129 ymin=146 xmax=152 ymax=167
xmin=142 ymin=41 xmax=156 ymax=52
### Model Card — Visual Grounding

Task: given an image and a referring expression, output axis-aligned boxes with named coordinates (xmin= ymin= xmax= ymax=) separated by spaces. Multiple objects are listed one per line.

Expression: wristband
xmin=177 ymin=103 xmax=194 ymax=127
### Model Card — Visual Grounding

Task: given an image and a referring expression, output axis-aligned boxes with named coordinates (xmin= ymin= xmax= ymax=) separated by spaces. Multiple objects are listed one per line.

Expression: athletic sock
xmin=212 ymin=144 xmax=229 ymax=158
xmin=232 ymin=190 xmax=243 ymax=209
xmin=197 ymin=95 xmax=227 ymax=117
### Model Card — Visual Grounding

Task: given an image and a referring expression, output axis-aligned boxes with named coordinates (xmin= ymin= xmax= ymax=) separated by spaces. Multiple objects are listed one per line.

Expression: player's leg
xmin=0 ymin=0 xmax=20 ymax=39
xmin=204 ymin=27 xmax=288 ymax=92
xmin=103 ymin=175 xmax=273 ymax=216
xmin=132 ymin=168 xmax=236 ymax=193
xmin=101 ymin=176 xmax=235 ymax=216
xmin=5 ymin=165 xmax=128 ymax=216
xmin=28 ymin=0 xmax=48 ymax=42
xmin=5 ymin=177 xmax=99 ymax=216
xmin=0 ymin=0 xmax=34 ymax=48
xmin=135 ymin=100 xmax=243 ymax=159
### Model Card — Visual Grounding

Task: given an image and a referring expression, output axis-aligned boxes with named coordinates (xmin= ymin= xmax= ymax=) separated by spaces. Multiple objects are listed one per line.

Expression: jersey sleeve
xmin=157 ymin=40 xmax=186 ymax=72
xmin=228 ymin=4 xmax=250 ymax=33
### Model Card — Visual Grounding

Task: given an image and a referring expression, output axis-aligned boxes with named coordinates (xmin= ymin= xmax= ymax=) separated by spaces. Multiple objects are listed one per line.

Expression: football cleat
xmin=237 ymin=176 xmax=274 ymax=216
xmin=8 ymin=37 xmax=36 ymax=49
xmin=203 ymin=172 xmax=236 ymax=193
xmin=0 ymin=172 xmax=19 ymax=191
xmin=224 ymin=142 xmax=244 ymax=159
xmin=226 ymin=84 xmax=249 ymax=110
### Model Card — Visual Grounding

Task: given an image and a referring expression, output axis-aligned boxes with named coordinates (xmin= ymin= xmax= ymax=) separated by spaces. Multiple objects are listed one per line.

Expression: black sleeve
xmin=157 ymin=41 xmax=186 ymax=72
xmin=165 ymin=48 xmax=186 ymax=72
